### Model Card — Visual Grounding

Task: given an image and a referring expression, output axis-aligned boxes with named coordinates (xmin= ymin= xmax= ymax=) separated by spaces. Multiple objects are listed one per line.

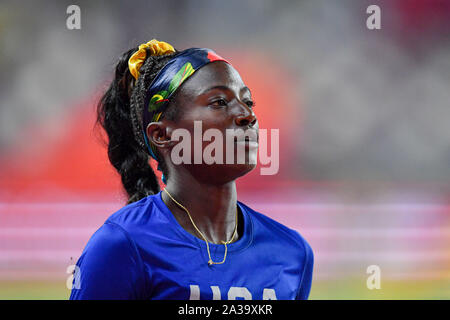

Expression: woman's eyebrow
xmin=241 ymin=86 xmax=252 ymax=96
xmin=200 ymin=85 xmax=231 ymax=95
xmin=200 ymin=85 xmax=252 ymax=95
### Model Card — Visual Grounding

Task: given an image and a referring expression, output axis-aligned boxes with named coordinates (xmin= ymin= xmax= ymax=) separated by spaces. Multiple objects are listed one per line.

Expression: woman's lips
xmin=229 ymin=130 xmax=259 ymax=150
xmin=233 ymin=131 xmax=259 ymax=143
xmin=234 ymin=137 xmax=259 ymax=148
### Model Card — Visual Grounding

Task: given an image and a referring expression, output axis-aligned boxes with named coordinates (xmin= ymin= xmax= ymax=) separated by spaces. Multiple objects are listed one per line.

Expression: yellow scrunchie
xmin=128 ymin=39 xmax=175 ymax=80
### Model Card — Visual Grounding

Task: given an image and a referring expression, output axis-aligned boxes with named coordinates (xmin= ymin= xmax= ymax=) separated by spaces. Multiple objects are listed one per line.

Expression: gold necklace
xmin=163 ymin=188 xmax=238 ymax=265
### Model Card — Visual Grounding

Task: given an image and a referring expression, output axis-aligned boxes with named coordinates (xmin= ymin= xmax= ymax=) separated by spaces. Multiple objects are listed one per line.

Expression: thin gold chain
xmin=163 ymin=188 xmax=238 ymax=265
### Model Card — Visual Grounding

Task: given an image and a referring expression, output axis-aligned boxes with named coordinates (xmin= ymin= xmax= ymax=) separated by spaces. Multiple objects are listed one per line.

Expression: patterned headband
xmin=128 ymin=40 xmax=230 ymax=183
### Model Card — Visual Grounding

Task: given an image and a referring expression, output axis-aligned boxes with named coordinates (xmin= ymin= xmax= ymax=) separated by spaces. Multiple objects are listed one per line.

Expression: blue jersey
xmin=69 ymin=191 xmax=314 ymax=300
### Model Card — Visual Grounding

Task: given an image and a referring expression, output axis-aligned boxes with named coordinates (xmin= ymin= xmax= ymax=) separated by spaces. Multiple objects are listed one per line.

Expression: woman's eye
xmin=245 ymin=100 xmax=255 ymax=108
xmin=211 ymin=99 xmax=228 ymax=107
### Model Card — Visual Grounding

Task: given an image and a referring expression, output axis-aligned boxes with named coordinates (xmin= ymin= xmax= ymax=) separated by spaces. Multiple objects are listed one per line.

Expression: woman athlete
xmin=69 ymin=39 xmax=314 ymax=300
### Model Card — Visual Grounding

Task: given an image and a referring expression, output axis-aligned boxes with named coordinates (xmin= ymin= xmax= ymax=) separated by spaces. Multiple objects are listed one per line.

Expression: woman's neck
xmin=161 ymin=170 xmax=239 ymax=244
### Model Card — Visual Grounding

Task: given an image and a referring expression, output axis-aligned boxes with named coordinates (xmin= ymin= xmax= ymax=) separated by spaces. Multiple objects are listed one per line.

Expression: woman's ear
xmin=146 ymin=121 xmax=176 ymax=150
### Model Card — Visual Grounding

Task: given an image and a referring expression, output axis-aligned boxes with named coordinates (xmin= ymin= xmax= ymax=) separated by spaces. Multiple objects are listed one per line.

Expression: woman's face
xmin=148 ymin=61 xmax=259 ymax=184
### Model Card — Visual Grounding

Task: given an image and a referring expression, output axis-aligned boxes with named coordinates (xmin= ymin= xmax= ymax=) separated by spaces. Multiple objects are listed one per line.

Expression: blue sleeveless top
xmin=70 ymin=191 xmax=314 ymax=300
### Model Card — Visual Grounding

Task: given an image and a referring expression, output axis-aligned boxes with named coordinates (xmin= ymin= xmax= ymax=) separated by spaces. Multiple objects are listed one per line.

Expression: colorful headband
xmin=128 ymin=40 xmax=230 ymax=184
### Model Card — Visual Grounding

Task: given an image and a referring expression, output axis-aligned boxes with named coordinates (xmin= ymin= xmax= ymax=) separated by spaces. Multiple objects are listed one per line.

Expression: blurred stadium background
xmin=0 ymin=0 xmax=449 ymax=299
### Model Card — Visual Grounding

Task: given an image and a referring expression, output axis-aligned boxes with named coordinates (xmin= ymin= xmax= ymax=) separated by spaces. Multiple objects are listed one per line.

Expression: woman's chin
xmin=191 ymin=163 xmax=257 ymax=184
xmin=215 ymin=163 xmax=257 ymax=182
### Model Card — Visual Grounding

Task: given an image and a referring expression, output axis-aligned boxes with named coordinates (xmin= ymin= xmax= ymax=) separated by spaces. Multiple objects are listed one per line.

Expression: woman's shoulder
xmin=239 ymin=201 xmax=313 ymax=253
xmin=102 ymin=193 xmax=163 ymax=234
xmin=74 ymin=194 xmax=163 ymax=269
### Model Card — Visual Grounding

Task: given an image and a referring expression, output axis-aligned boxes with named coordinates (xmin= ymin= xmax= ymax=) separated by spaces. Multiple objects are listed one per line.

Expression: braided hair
xmin=96 ymin=46 xmax=180 ymax=204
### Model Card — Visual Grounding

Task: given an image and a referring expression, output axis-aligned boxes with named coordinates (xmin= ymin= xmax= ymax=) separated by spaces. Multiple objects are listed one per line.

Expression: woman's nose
xmin=235 ymin=104 xmax=257 ymax=127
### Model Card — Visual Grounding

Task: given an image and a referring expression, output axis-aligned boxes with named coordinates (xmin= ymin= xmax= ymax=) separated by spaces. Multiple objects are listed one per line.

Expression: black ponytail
xmin=96 ymin=45 xmax=178 ymax=204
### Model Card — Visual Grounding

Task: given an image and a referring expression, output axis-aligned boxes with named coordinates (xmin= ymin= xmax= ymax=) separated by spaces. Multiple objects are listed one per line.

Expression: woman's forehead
xmin=179 ymin=61 xmax=246 ymax=97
